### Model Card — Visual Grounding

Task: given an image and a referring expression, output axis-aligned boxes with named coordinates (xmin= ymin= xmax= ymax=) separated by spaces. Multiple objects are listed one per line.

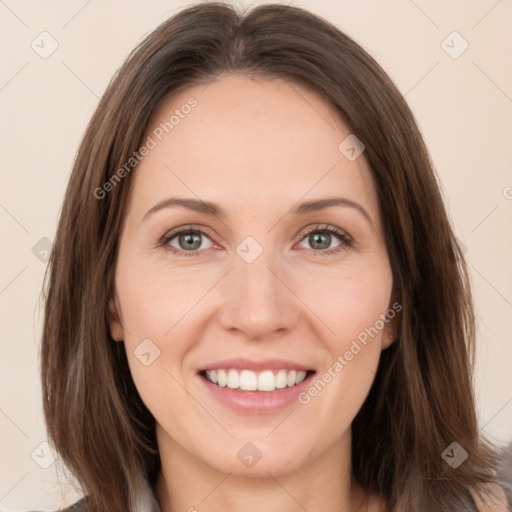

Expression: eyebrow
xmin=291 ymin=197 xmax=373 ymax=227
xmin=142 ymin=196 xmax=374 ymax=228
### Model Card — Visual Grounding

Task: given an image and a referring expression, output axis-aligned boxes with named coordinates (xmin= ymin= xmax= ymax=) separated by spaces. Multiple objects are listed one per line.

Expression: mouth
xmin=196 ymin=359 xmax=317 ymax=413
xmin=198 ymin=368 xmax=316 ymax=392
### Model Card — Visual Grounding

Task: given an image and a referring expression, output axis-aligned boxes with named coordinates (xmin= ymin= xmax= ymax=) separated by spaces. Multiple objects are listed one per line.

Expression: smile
xmin=202 ymin=368 xmax=309 ymax=392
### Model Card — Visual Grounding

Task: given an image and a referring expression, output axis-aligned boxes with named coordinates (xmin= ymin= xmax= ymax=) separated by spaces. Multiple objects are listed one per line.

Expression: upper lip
xmin=198 ymin=358 xmax=314 ymax=373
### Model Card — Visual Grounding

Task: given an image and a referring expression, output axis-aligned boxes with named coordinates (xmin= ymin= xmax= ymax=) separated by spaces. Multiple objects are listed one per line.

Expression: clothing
xmin=33 ymin=444 xmax=512 ymax=512
xmin=30 ymin=475 xmax=161 ymax=512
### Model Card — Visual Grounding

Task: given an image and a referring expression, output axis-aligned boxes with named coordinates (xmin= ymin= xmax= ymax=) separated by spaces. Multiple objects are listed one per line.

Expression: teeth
xmin=204 ymin=369 xmax=308 ymax=391
xmin=227 ymin=369 xmax=239 ymax=389
xmin=217 ymin=369 xmax=227 ymax=387
xmin=275 ymin=369 xmax=288 ymax=389
xmin=258 ymin=370 xmax=275 ymax=391
xmin=239 ymin=370 xmax=258 ymax=390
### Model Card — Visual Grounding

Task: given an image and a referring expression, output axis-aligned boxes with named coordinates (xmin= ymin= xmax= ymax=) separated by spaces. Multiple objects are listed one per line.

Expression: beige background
xmin=1 ymin=0 xmax=511 ymax=510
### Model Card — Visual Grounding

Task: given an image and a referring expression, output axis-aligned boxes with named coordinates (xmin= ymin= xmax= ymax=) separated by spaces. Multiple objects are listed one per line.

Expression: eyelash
xmin=159 ymin=224 xmax=353 ymax=258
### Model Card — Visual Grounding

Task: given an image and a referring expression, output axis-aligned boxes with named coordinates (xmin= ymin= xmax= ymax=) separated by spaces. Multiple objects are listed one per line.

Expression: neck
xmin=154 ymin=426 xmax=378 ymax=512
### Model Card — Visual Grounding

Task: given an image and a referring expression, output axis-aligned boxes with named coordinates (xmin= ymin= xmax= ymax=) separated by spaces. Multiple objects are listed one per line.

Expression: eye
xmin=161 ymin=227 xmax=215 ymax=256
xmin=159 ymin=224 xmax=352 ymax=258
xmin=297 ymin=224 xmax=352 ymax=256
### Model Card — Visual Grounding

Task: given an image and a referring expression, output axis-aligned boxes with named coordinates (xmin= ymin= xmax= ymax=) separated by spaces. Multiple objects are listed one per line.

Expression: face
xmin=110 ymin=73 xmax=396 ymax=478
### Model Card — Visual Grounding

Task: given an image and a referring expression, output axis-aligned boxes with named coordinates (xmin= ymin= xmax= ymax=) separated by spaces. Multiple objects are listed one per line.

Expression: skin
xmin=110 ymin=73 xmax=395 ymax=512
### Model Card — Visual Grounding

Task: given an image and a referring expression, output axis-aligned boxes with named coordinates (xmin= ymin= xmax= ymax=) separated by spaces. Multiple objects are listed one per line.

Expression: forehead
xmin=128 ymin=73 xmax=378 ymax=220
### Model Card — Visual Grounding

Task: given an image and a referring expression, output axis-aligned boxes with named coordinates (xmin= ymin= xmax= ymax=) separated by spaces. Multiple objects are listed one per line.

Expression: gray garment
xmin=496 ymin=441 xmax=512 ymax=510
xmin=35 ymin=442 xmax=512 ymax=512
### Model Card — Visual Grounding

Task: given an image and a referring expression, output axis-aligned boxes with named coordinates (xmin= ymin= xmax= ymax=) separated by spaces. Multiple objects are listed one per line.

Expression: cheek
xmin=115 ymin=250 xmax=206 ymax=340
xmin=290 ymin=258 xmax=393 ymax=347
xmin=113 ymin=252 xmax=210 ymax=407
xmin=294 ymin=260 xmax=392 ymax=424
xmin=295 ymin=285 xmax=390 ymax=440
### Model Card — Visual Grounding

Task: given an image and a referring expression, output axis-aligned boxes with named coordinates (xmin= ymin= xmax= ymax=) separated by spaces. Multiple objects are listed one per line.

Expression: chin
xmin=202 ymin=443 xmax=307 ymax=478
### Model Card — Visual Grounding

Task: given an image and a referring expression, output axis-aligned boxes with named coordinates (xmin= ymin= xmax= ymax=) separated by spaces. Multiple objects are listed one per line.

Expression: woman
xmin=40 ymin=2 xmax=511 ymax=511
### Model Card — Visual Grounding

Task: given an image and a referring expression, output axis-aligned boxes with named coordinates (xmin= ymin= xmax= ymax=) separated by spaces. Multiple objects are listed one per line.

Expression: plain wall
xmin=1 ymin=0 xmax=511 ymax=510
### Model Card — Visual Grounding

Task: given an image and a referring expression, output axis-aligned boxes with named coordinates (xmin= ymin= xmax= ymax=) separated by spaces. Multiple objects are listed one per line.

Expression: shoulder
xmin=470 ymin=442 xmax=512 ymax=512
xmin=53 ymin=497 xmax=89 ymax=512
xmin=495 ymin=442 xmax=512 ymax=510
xmin=27 ymin=498 xmax=89 ymax=512
xmin=28 ymin=497 xmax=88 ymax=512
xmin=58 ymin=497 xmax=89 ymax=512
xmin=470 ymin=483 xmax=511 ymax=512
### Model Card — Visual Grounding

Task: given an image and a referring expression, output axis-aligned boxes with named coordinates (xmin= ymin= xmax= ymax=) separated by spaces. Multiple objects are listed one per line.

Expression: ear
xmin=381 ymin=299 xmax=402 ymax=350
xmin=381 ymin=322 xmax=396 ymax=350
xmin=108 ymin=296 xmax=125 ymax=342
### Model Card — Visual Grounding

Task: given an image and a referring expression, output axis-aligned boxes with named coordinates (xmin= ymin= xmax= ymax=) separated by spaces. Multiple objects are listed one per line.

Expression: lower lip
xmin=197 ymin=372 xmax=314 ymax=414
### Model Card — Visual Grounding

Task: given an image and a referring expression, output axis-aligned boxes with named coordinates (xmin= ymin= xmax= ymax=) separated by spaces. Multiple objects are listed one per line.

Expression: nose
xmin=217 ymin=247 xmax=299 ymax=341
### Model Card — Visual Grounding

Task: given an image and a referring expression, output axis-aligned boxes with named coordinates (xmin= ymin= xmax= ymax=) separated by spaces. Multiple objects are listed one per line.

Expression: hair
xmin=41 ymin=2 xmax=502 ymax=511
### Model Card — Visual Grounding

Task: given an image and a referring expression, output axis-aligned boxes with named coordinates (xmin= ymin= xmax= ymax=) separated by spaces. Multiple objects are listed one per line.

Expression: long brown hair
xmin=41 ymin=2 xmax=499 ymax=510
